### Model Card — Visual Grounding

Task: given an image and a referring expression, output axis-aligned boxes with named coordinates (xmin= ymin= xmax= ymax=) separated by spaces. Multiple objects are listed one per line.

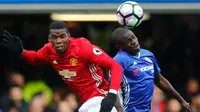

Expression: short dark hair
xmin=111 ymin=27 xmax=130 ymax=45
xmin=49 ymin=21 xmax=69 ymax=33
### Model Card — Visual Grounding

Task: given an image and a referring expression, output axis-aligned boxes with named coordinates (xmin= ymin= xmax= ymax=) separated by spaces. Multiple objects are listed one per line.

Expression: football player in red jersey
xmin=0 ymin=21 xmax=123 ymax=112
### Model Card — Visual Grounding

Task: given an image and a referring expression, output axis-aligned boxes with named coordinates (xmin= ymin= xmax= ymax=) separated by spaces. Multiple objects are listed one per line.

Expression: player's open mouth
xmin=56 ymin=46 xmax=64 ymax=50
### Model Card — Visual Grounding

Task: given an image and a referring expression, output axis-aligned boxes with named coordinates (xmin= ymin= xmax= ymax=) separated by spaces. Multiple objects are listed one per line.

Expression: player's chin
xmin=133 ymin=48 xmax=140 ymax=53
xmin=56 ymin=49 xmax=65 ymax=54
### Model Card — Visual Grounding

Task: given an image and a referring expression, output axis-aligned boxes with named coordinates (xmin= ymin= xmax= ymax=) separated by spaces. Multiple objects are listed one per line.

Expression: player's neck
xmin=135 ymin=52 xmax=140 ymax=57
xmin=126 ymin=51 xmax=140 ymax=58
xmin=132 ymin=52 xmax=140 ymax=58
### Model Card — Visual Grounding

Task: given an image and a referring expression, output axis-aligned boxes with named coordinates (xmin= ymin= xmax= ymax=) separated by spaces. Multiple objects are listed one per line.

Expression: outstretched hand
xmin=100 ymin=93 xmax=117 ymax=112
xmin=181 ymin=101 xmax=191 ymax=112
xmin=0 ymin=30 xmax=24 ymax=57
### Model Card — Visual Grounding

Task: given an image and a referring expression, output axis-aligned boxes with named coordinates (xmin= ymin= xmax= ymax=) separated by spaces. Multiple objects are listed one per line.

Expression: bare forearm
xmin=115 ymin=95 xmax=124 ymax=112
xmin=155 ymin=75 xmax=186 ymax=103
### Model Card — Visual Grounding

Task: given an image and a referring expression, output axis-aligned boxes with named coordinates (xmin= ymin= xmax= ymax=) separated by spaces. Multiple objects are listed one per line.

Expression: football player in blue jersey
xmin=111 ymin=27 xmax=191 ymax=112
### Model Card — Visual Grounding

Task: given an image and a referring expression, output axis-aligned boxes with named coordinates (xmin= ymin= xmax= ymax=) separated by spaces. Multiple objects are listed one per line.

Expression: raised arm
xmin=80 ymin=39 xmax=122 ymax=112
xmin=0 ymin=30 xmax=48 ymax=66
xmin=102 ymin=68 xmax=124 ymax=112
xmin=21 ymin=46 xmax=48 ymax=65
xmin=152 ymin=54 xmax=191 ymax=112
xmin=155 ymin=75 xmax=191 ymax=111
xmin=82 ymin=45 xmax=122 ymax=94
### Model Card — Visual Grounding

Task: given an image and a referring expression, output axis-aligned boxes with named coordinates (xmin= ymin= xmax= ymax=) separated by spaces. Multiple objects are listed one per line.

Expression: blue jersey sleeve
xmin=107 ymin=54 xmax=125 ymax=82
xmin=150 ymin=55 xmax=161 ymax=77
xmin=113 ymin=54 xmax=125 ymax=68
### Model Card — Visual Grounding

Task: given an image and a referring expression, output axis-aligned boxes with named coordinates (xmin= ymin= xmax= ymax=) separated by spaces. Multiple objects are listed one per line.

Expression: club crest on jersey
xmin=70 ymin=58 xmax=78 ymax=66
xmin=93 ymin=47 xmax=102 ymax=56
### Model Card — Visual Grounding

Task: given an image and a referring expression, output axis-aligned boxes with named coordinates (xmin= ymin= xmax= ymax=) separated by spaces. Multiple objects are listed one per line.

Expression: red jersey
xmin=21 ymin=38 xmax=122 ymax=103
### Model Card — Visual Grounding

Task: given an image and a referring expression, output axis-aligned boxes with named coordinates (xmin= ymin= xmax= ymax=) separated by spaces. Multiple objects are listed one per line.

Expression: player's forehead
xmin=49 ymin=28 xmax=67 ymax=35
xmin=123 ymin=30 xmax=135 ymax=39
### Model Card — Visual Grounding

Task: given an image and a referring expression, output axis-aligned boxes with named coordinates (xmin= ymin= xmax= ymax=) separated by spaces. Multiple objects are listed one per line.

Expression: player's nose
xmin=131 ymin=40 xmax=137 ymax=46
xmin=56 ymin=37 xmax=62 ymax=43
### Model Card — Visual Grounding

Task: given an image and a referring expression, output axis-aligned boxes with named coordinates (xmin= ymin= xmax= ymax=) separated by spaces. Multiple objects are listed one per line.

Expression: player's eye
xmin=126 ymin=38 xmax=132 ymax=42
xmin=51 ymin=35 xmax=57 ymax=39
xmin=60 ymin=34 xmax=66 ymax=38
xmin=126 ymin=41 xmax=131 ymax=45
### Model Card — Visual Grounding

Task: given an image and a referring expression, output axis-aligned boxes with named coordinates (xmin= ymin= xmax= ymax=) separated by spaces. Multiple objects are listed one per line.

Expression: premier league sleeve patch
xmin=93 ymin=47 xmax=103 ymax=56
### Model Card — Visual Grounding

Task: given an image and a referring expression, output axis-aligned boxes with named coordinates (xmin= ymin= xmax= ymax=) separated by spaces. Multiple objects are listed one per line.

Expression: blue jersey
xmin=113 ymin=49 xmax=161 ymax=112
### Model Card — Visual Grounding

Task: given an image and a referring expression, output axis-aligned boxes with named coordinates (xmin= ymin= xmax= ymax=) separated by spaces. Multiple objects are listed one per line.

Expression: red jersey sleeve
xmin=80 ymin=38 xmax=122 ymax=94
xmin=21 ymin=44 xmax=49 ymax=65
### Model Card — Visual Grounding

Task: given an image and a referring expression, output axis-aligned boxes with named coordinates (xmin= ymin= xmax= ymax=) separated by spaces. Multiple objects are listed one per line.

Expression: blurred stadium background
xmin=0 ymin=0 xmax=200 ymax=112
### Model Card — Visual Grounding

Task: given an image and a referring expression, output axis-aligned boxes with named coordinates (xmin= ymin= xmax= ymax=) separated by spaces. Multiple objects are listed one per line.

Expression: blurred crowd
xmin=0 ymin=71 xmax=79 ymax=112
xmin=151 ymin=78 xmax=200 ymax=112
xmin=1 ymin=70 xmax=200 ymax=112
xmin=0 ymin=14 xmax=200 ymax=112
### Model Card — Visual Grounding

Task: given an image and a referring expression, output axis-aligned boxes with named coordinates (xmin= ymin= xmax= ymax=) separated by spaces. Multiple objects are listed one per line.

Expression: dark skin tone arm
xmin=154 ymin=74 xmax=191 ymax=112
xmin=101 ymin=68 xmax=124 ymax=112
xmin=111 ymin=27 xmax=191 ymax=112
xmin=115 ymin=92 xmax=124 ymax=112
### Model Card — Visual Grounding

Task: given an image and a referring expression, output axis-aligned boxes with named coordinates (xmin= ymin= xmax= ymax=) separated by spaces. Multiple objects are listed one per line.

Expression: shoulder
xmin=79 ymin=37 xmax=91 ymax=43
xmin=71 ymin=37 xmax=91 ymax=44
xmin=140 ymin=48 xmax=159 ymax=64
xmin=69 ymin=37 xmax=88 ymax=49
xmin=114 ymin=51 xmax=127 ymax=60
xmin=140 ymin=48 xmax=154 ymax=57
xmin=39 ymin=43 xmax=53 ymax=54
xmin=69 ymin=37 xmax=93 ymax=59
xmin=44 ymin=43 xmax=52 ymax=49
xmin=74 ymin=37 xmax=101 ymax=52
xmin=113 ymin=51 xmax=128 ymax=67
xmin=70 ymin=37 xmax=91 ymax=49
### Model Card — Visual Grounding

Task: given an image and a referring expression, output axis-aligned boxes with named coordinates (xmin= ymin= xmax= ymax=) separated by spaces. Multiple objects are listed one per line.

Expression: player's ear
xmin=48 ymin=35 xmax=51 ymax=43
xmin=116 ymin=45 xmax=122 ymax=50
xmin=67 ymin=33 xmax=71 ymax=37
